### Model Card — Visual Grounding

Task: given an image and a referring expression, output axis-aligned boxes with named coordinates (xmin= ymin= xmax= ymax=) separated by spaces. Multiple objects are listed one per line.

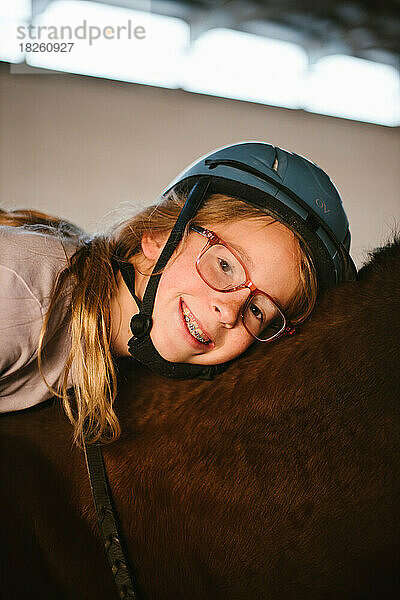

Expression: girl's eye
xmin=249 ymin=302 xmax=264 ymax=323
xmin=218 ymin=257 xmax=233 ymax=274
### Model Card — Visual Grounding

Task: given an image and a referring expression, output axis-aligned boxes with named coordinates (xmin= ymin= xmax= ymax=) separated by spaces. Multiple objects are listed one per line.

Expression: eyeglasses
xmin=190 ymin=224 xmax=295 ymax=342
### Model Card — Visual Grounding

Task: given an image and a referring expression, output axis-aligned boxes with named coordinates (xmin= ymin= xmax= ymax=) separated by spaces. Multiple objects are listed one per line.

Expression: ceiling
xmin=31 ymin=0 xmax=400 ymax=68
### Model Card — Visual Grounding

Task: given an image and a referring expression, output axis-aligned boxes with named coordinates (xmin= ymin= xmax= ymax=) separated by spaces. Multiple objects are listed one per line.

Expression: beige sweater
xmin=0 ymin=226 xmax=79 ymax=412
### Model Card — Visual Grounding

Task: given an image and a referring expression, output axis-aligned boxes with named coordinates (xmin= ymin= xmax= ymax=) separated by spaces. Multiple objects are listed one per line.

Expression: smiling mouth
xmin=181 ymin=300 xmax=212 ymax=345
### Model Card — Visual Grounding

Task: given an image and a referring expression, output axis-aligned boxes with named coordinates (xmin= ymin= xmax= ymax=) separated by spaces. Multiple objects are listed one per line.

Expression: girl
xmin=0 ymin=141 xmax=356 ymax=446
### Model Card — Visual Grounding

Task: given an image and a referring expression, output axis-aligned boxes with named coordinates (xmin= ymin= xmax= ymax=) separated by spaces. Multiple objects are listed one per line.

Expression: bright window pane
xmin=0 ymin=20 xmax=27 ymax=63
xmin=0 ymin=0 xmax=31 ymax=21
xmin=302 ymin=55 xmax=400 ymax=126
xmin=0 ymin=0 xmax=31 ymax=62
xmin=24 ymin=0 xmax=188 ymax=88
xmin=180 ymin=28 xmax=308 ymax=109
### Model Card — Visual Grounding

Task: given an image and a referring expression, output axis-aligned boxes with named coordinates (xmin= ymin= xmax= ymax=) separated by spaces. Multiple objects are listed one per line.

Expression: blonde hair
xmin=0 ymin=196 xmax=317 ymax=446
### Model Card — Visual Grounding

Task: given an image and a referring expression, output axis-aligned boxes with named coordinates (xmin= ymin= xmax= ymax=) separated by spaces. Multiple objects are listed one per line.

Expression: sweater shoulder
xmin=0 ymin=225 xmax=80 ymax=309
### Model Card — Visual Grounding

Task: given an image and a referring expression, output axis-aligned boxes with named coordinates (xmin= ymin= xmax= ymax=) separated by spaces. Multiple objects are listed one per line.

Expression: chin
xmin=186 ymin=354 xmax=229 ymax=366
xmin=150 ymin=338 xmax=189 ymax=364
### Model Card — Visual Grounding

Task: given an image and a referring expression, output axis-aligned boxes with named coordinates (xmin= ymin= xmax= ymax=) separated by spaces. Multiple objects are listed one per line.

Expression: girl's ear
xmin=141 ymin=230 xmax=170 ymax=262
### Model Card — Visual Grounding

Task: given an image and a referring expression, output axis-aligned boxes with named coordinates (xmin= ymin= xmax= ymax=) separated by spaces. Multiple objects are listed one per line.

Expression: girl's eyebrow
xmin=229 ymin=241 xmax=276 ymax=300
xmin=227 ymin=241 xmax=255 ymax=270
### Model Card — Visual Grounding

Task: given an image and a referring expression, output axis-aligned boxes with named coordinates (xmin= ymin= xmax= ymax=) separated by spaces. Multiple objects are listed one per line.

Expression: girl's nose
xmin=212 ymin=288 xmax=250 ymax=328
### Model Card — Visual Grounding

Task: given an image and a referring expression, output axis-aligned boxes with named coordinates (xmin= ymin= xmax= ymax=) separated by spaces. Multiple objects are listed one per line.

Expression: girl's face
xmin=110 ymin=219 xmax=300 ymax=365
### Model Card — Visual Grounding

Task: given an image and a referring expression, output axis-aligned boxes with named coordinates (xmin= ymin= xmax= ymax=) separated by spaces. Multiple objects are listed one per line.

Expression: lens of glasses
xmin=243 ymin=293 xmax=286 ymax=341
xmin=197 ymin=244 xmax=246 ymax=290
xmin=197 ymin=246 xmax=286 ymax=342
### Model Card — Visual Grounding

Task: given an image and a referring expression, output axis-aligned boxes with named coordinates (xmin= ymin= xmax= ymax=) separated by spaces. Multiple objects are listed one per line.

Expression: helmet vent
xmin=272 ymin=156 xmax=279 ymax=172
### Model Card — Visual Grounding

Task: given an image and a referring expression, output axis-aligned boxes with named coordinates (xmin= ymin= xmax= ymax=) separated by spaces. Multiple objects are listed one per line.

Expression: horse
xmin=1 ymin=239 xmax=399 ymax=600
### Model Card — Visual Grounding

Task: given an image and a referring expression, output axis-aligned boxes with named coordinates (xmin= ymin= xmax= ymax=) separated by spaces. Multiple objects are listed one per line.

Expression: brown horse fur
xmin=1 ymin=239 xmax=399 ymax=600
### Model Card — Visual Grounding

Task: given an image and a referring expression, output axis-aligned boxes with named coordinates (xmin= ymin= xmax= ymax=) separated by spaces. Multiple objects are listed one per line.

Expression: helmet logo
xmin=315 ymin=198 xmax=331 ymax=214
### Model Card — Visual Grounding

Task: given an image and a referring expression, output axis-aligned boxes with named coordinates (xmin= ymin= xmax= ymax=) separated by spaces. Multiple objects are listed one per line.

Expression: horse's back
xmin=1 ymin=241 xmax=400 ymax=600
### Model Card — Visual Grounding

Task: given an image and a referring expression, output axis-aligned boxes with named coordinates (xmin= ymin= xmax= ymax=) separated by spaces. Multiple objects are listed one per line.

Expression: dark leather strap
xmin=84 ymin=442 xmax=140 ymax=599
xmin=111 ymin=257 xmax=143 ymax=312
xmin=141 ymin=176 xmax=211 ymax=316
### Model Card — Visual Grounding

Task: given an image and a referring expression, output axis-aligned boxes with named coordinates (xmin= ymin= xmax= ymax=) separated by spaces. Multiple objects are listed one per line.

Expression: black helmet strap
xmin=140 ymin=176 xmax=211 ymax=317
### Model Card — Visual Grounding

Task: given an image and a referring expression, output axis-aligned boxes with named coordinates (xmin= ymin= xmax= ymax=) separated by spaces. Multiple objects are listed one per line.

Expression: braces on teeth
xmin=182 ymin=305 xmax=210 ymax=344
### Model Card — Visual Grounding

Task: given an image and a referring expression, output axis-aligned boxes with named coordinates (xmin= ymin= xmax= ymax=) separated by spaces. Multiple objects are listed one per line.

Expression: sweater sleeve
xmin=0 ymin=262 xmax=44 ymax=378
xmin=0 ymin=225 xmax=79 ymax=410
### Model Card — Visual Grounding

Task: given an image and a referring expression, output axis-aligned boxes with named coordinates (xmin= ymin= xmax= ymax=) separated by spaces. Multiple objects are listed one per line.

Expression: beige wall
xmin=0 ymin=61 xmax=399 ymax=267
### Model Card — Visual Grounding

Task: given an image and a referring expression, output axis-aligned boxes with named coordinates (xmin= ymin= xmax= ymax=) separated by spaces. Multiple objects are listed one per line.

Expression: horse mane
xmin=357 ymin=235 xmax=400 ymax=281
